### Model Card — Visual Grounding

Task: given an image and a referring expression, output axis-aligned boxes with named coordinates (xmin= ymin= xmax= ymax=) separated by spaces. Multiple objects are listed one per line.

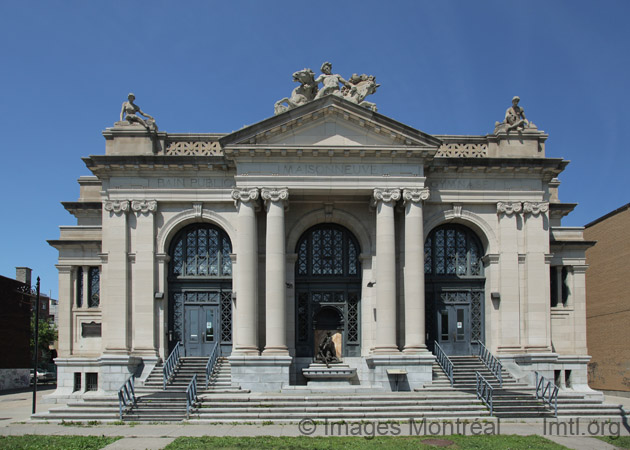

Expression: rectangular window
xmin=73 ymin=372 xmax=81 ymax=392
xmin=85 ymin=373 xmax=98 ymax=392
xmin=76 ymin=267 xmax=83 ymax=308
xmin=88 ymin=267 xmax=100 ymax=308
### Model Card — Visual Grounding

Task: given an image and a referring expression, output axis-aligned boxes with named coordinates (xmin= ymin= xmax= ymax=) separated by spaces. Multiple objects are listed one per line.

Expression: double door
xmin=184 ymin=304 xmax=219 ymax=357
xmin=437 ymin=303 xmax=470 ymax=355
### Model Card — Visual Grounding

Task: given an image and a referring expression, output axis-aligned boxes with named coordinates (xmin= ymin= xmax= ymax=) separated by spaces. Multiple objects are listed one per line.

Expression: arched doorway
xmin=295 ymin=224 xmax=361 ymax=358
xmin=425 ymin=224 xmax=485 ymax=355
xmin=168 ymin=223 xmax=233 ymax=357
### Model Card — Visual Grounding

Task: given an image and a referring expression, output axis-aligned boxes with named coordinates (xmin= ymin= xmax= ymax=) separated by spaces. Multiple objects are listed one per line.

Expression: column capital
xmin=372 ymin=188 xmax=401 ymax=205
xmin=261 ymin=188 xmax=289 ymax=209
xmin=131 ymin=200 xmax=157 ymax=215
xmin=523 ymin=202 xmax=549 ymax=216
xmin=497 ymin=201 xmax=522 ymax=216
xmin=231 ymin=188 xmax=260 ymax=207
xmin=402 ymin=187 xmax=430 ymax=204
xmin=104 ymin=200 xmax=130 ymax=214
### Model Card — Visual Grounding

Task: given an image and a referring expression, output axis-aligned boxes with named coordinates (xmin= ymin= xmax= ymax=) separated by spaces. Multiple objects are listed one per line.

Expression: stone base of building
xmin=45 ymin=355 xmax=142 ymax=402
xmin=0 ymin=368 xmax=30 ymax=391
xmin=366 ymin=353 xmax=435 ymax=391
xmin=501 ymin=353 xmax=601 ymax=400
xmin=228 ymin=355 xmax=292 ymax=392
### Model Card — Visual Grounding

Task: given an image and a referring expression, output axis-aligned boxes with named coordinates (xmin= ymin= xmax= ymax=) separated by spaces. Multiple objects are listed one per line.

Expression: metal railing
xmin=163 ymin=341 xmax=181 ymax=390
xmin=185 ymin=374 xmax=198 ymax=419
xmin=475 ymin=340 xmax=503 ymax=387
xmin=117 ymin=374 xmax=136 ymax=420
xmin=205 ymin=342 xmax=220 ymax=389
xmin=433 ymin=341 xmax=454 ymax=386
xmin=535 ymin=371 xmax=559 ymax=417
xmin=475 ymin=371 xmax=494 ymax=415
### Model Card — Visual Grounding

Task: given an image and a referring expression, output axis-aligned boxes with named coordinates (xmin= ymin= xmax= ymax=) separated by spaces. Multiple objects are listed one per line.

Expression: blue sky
xmin=1 ymin=1 xmax=628 ymax=297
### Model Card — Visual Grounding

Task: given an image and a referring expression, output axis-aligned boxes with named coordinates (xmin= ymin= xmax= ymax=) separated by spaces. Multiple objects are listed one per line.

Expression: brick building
xmin=585 ymin=203 xmax=630 ymax=395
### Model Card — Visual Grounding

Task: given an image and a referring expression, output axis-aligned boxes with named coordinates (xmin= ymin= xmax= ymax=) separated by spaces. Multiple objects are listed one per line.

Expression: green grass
xmin=165 ymin=435 xmax=569 ymax=449
xmin=596 ymin=435 xmax=630 ymax=449
xmin=0 ymin=435 xmax=120 ymax=449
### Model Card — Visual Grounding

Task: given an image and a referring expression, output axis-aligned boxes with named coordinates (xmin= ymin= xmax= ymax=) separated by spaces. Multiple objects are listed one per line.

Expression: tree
xmin=30 ymin=317 xmax=57 ymax=363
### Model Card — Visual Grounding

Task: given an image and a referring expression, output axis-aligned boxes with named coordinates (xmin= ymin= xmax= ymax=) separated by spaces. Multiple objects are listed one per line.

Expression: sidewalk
xmin=0 ymin=387 xmax=627 ymax=450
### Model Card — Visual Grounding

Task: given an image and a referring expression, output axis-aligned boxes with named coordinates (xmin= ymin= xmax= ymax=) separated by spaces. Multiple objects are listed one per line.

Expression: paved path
xmin=0 ymin=387 xmax=628 ymax=449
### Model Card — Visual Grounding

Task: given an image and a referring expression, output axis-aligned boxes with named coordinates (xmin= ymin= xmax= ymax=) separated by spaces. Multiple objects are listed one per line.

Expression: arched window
xmin=170 ymin=224 xmax=232 ymax=278
xmin=296 ymin=225 xmax=360 ymax=279
xmin=424 ymin=225 xmax=484 ymax=277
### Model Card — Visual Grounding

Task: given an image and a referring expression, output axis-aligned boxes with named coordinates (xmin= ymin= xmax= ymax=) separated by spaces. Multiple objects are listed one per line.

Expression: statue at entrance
xmin=120 ymin=93 xmax=157 ymax=131
xmin=315 ymin=331 xmax=340 ymax=367
xmin=494 ymin=96 xmax=537 ymax=133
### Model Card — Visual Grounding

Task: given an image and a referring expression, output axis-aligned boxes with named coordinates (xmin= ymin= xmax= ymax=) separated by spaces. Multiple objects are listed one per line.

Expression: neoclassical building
xmin=49 ymin=84 xmax=592 ymax=397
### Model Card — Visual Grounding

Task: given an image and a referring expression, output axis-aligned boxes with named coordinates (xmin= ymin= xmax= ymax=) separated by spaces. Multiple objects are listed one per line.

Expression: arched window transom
xmin=425 ymin=225 xmax=483 ymax=277
xmin=296 ymin=225 xmax=360 ymax=278
xmin=170 ymin=224 xmax=232 ymax=278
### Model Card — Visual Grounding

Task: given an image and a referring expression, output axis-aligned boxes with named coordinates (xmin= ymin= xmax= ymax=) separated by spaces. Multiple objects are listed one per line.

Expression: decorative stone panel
xmin=103 ymin=200 xmax=130 ymax=214
xmin=523 ymin=202 xmax=549 ymax=216
xmin=165 ymin=140 xmax=222 ymax=156
xmin=497 ymin=202 xmax=523 ymax=216
xmin=131 ymin=200 xmax=157 ymax=214
xmin=437 ymin=142 xmax=488 ymax=157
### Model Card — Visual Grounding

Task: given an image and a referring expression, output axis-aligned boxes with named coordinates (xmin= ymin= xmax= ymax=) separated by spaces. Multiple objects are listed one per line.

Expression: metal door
xmin=436 ymin=304 xmax=470 ymax=355
xmin=184 ymin=305 xmax=218 ymax=357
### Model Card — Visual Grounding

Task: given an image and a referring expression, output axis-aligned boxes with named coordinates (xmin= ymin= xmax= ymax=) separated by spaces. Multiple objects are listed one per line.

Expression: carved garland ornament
xmin=104 ymin=200 xmax=130 ymax=214
xmin=373 ymin=188 xmax=401 ymax=204
xmin=131 ymin=200 xmax=157 ymax=214
xmin=402 ymin=188 xmax=430 ymax=204
xmin=496 ymin=202 xmax=523 ymax=216
xmin=523 ymin=202 xmax=549 ymax=216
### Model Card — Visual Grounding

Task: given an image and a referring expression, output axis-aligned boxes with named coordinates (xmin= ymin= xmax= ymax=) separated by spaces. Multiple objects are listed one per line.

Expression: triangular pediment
xmin=220 ymin=95 xmax=442 ymax=149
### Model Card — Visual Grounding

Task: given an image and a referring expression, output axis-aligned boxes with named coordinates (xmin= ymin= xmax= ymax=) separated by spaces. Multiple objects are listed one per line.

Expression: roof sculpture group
xmin=274 ymin=61 xmax=380 ymax=115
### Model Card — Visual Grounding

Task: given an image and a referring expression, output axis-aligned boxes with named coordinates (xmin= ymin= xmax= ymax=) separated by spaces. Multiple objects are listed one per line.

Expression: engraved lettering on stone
xmin=104 ymin=200 xmax=130 ymax=214
xmin=131 ymin=200 xmax=157 ymax=214
xmin=523 ymin=202 xmax=549 ymax=216
xmin=497 ymin=202 xmax=523 ymax=216
xmin=402 ymin=188 xmax=430 ymax=204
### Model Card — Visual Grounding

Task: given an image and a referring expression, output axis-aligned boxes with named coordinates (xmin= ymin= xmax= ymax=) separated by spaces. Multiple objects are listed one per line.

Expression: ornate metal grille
xmin=296 ymin=225 xmax=361 ymax=278
xmin=88 ymin=267 xmax=100 ymax=307
xmin=173 ymin=292 xmax=184 ymax=342
xmin=76 ymin=267 xmax=83 ymax=308
xmin=221 ymin=291 xmax=232 ymax=342
xmin=297 ymin=292 xmax=309 ymax=343
xmin=425 ymin=225 xmax=484 ymax=277
xmin=347 ymin=293 xmax=359 ymax=344
xmin=171 ymin=225 xmax=232 ymax=278
xmin=471 ymin=290 xmax=483 ymax=341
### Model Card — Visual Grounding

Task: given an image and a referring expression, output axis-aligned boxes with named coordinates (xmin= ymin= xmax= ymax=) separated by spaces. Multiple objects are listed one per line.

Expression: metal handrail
xmin=117 ymin=374 xmax=136 ymax=420
xmin=185 ymin=374 xmax=198 ymax=419
xmin=163 ymin=341 xmax=181 ymax=390
xmin=205 ymin=342 xmax=220 ymax=389
xmin=475 ymin=340 xmax=503 ymax=387
xmin=476 ymin=371 xmax=494 ymax=415
xmin=535 ymin=371 xmax=559 ymax=417
xmin=433 ymin=341 xmax=454 ymax=386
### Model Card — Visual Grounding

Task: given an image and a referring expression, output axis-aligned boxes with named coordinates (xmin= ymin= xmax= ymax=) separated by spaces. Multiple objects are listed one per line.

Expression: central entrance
xmin=168 ymin=223 xmax=233 ymax=357
xmin=295 ymin=224 xmax=361 ymax=358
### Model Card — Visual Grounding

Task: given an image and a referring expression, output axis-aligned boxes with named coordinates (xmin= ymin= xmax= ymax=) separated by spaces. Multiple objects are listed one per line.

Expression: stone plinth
xmin=229 ymin=355 xmax=291 ymax=392
xmin=366 ymin=354 xmax=435 ymax=391
xmin=302 ymin=364 xmax=357 ymax=387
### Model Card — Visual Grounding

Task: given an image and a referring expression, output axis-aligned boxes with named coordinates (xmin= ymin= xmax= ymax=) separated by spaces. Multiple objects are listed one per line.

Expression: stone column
xmin=102 ymin=200 xmax=131 ymax=354
xmin=56 ymin=265 xmax=73 ymax=357
xmin=402 ymin=188 xmax=430 ymax=353
xmin=262 ymin=188 xmax=289 ymax=356
xmin=131 ymin=200 xmax=158 ymax=357
xmin=372 ymin=188 xmax=401 ymax=354
xmin=81 ymin=265 xmax=89 ymax=308
xmin=231 ymin=188 xmax=260 ymax=356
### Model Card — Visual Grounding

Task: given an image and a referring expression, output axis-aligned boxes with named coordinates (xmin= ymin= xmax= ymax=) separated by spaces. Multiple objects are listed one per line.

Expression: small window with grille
xmin=73 ymin=372 xmax=81 ymax=392
xmin=85 ymin=372 xmax=98 ymax=392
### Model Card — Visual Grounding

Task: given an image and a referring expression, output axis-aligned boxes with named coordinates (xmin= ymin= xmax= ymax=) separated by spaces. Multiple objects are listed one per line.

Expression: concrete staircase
xmin=430 ymin=355 xmax=627 ymax=420
xmin=190 ymin=391 xmax=492 ymax=423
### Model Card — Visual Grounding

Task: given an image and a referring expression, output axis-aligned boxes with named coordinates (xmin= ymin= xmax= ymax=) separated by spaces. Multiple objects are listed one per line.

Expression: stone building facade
xmin=48 ymin=93 xmax=593 ymax=397
xmin=585 ymin=204 xmax=630 ymax=395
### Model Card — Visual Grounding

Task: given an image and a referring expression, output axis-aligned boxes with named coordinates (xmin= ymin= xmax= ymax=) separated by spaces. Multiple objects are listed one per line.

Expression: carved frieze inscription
xmin=109 ymin=176 xmax=235 ymax=190
xmin=238 ymin=162 xmax=421 ymax=177
xmin=428 ymin=178 xmax=539 ymax=191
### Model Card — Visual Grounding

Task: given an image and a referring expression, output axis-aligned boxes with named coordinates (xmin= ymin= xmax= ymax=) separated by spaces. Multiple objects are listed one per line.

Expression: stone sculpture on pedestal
xmin=120 ymin=93 xmax=157 ymax=131
xmin=494 ymin=96 xmax=537 ymax=133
